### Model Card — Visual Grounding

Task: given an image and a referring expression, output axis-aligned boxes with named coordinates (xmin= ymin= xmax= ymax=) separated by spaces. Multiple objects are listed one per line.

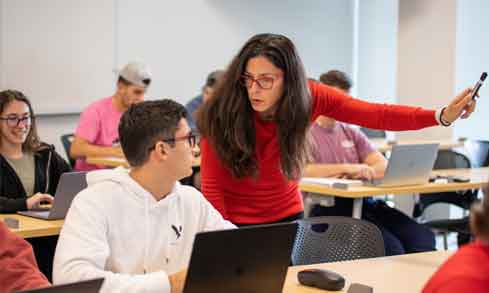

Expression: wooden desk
xmin=87 ymin=156 xmax=201 ymax=168
xmin=284 ymin=250 xmax=452 ymax=293
xmin=300 ymin=167 xmax=489 ymax=218
xmin=371 ymin=138 xmax=465 ymax=153
xmin=0 ymin=214 xmax=64 ymax=238
xmin=86 ymin=156 xmax=129 ymax=168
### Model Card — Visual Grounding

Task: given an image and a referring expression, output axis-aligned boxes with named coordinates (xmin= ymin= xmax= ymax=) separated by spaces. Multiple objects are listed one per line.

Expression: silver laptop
xmin=365 ymin=143 xmax=439 ymax=187
xmin=18 ymin=171 xmax=87 ymax=220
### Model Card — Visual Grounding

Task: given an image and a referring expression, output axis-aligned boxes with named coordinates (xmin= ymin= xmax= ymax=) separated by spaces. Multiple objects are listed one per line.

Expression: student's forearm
xmin=70 ymin=141 xmax=120 ymax=159
xmin=304 ymin=164 xmax=353 ymax=178
xmin=363 ymin=152 xmax=388 ymax=178
xmin=0 ymin=196 xmax=28 ymax=213
xmin=55 ymin=263 xmax=171 ymax=293
xmin=371 ymin=161 xmax=387 ymax=177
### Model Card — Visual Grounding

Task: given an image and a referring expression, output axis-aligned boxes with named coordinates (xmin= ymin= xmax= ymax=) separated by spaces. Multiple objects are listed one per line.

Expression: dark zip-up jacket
xmin=0 ymin=144 xmax=71 ymax=213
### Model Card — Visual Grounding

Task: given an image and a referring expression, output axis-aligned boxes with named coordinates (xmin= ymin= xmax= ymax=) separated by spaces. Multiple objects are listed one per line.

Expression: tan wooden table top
xmin=284 ymin=250 xmax=452 ymax=293
xmin=300 ymin=167 xmax=489 ymax=197
xmin=0 ymin=214 xmax=64 ymax=238
xmin=87 ymin=155 xmax=201 ymax=168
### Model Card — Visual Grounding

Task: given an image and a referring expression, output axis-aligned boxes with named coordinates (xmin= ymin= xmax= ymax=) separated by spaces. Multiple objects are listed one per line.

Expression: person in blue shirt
xmin=185 ymin=70 xmax=224 ymax=131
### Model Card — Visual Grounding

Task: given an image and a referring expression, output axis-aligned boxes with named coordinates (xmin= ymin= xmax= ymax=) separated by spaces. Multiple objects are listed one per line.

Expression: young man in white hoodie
xmin=53 ymin=100 xmax=235 ymax=293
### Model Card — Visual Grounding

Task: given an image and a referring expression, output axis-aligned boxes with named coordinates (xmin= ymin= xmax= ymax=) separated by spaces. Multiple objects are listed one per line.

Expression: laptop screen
xmin=183 ymin=222 xmax=298 ymax=293
xmin=17 ymin=278 xmax=104 ymax=293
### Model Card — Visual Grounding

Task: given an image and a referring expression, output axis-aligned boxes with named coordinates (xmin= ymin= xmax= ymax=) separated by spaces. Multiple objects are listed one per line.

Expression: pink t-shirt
xmin=74 ymin=97 xmax=123 ymax=171
xmin=309 ymin=122 xmax=375 ymax=164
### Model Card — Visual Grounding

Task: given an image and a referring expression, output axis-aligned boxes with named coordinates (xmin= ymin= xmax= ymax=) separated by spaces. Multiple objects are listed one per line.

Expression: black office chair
xmin=360 ymin=127 xmax=386 ymax=139
xmin=413 ymin=150 xmax=478 ymax=249
xmin=463 ymin=139 xmax=489 ymax=167
xmin=60 ymin=134 xmax=75 ymax=168
xmin=291 ymin=216 xmax=385 ymax=265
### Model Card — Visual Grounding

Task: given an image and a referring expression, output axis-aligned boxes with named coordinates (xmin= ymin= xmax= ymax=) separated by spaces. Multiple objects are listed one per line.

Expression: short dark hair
xmin=119 ymin=99 xmax=187 ymax=167
xmin=319 ymin=70 xmax=352 ymax=91
xmin=205 ymin=70 xmax=224 ymax=88
xmin=471 ymin=188 xmax=489 ymax=238
xmin=118 ymin=76 xmax=152 ymax=87
xmin=117 ymin=76 xmax=132 ymax=86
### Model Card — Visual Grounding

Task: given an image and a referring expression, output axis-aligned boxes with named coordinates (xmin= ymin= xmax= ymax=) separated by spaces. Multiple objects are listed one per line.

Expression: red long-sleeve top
xmin=201 ymin=81 xmax=438 ymax=224
xmin=0 ymin=222 xmax=50 ymax=292
xmin=423 ymin=241 xmax=489 ymax=293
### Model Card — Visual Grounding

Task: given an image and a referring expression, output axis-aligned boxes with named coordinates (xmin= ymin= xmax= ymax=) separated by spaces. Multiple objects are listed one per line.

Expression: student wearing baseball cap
xmin=71 ymin=61 xmax=152 ymax=171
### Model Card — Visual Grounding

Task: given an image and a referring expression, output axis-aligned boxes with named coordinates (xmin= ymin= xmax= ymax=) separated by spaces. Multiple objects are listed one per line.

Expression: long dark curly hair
xmin=197 ymin=33 xmax=311 ymax=179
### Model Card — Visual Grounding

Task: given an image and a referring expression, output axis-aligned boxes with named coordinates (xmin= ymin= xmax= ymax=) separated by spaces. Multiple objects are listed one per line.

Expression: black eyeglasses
xmin=163 ymin=134 xmax=198 ymax=148
xmin=149 ymin=134 xmax=199 ymax=151
xmin=0 ymin=115 xmax=31 ymax=127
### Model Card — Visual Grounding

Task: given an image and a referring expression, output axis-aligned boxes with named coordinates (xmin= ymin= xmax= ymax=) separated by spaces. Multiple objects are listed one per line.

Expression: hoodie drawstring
xmin=44 ymin=147 xmax=53 ymax=193
xmin=143 ymin=191 xmax=149 ymax=273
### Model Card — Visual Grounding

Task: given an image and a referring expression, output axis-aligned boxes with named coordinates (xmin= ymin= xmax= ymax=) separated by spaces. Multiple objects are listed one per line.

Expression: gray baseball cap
xmin=118 ymin=62 xmax=152 ymax=88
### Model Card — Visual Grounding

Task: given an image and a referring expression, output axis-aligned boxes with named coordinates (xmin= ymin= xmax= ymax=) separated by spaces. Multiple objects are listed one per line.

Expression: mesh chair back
xmin=433 ymin=149 xmax=471 ymax=169
xmin=360 ymin=127 xmax=386 ymax=138
xmin=464 ymin=140 xmax=489 ymax=167
xmin=415 ymin=150 xmax=477 ymax=215
xmin=415 ymin=150 xmax=477 ymax=246
xmin=291 ymin=216 xmax=385 ymax=265
xmin=60 ymin=134 xmax=75 ymax=168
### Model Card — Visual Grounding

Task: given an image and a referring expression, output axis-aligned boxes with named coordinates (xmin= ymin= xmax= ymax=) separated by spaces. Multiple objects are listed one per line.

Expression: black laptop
xmin=183 ymin=222 xmax=298 ymax=293
xmin=17 ymin=278 xmax=104 ymax=293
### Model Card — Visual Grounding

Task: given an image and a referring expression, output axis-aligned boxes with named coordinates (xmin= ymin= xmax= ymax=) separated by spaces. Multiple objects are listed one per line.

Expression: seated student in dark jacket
xmin=0 ymin=90 xmax=71 ymax=281
xmin=0 ymin=90 xmax=71 ymax=214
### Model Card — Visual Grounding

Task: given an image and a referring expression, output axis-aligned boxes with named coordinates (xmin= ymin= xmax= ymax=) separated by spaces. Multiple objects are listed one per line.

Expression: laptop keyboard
xmin=29 ymin=207 xmax=51 ymax=212
xmin=28 ymin=211 xmax=50 ymax=218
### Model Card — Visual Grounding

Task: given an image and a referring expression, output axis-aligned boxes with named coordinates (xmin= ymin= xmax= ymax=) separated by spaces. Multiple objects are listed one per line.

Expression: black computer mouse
xmin=297 ymin=268 xmax=346 ymax=291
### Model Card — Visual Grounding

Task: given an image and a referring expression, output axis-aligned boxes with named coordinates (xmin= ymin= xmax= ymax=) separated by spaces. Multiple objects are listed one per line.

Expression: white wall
xmin=36 ymin=114 xmax=79 ymax=160
xmin=117 ymin=0 xmax=355 ymax=101
xmin=353 ymin=0 xmax=398 ymax=105
xmin=0 ymin=1 xmax=355 ymax=159
xmin=396 ymin=0 xmax=456 ymax=141
xmin=0 ymin=0 xmax=115 ymax=114
xmin=352 ymin=0 xmax=399 ymax=140
xmin=13 ymin=1 xmax=489 ymax=159
xmin=454 ymin=0 xmax=489 ymax=141
xmin=353 ymin=0 xmax=489 ymax=143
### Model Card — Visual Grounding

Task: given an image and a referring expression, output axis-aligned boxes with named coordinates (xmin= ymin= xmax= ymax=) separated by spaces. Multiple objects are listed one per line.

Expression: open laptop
xmin=18 ymin=171 xmax=87 ymax=220
xmin=365 ymin=143 xmax=439 ymax=187
xmin=17 ymin=278 xmax=104 ymax=293
xmin=183 ymin=222 xmax=298 ymax=293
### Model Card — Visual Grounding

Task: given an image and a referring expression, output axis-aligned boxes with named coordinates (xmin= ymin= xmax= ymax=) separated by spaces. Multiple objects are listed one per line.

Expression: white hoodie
xmin=53 ymin=167 xmax=235 ymax=292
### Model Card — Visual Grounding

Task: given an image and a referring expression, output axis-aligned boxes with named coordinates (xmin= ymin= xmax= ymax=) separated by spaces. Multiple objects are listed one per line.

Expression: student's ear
xmin=155 ymin=141 xmax=169 ymax=161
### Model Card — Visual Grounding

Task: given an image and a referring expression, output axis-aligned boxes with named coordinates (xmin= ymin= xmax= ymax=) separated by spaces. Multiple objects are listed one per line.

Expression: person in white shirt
xmin=53 ymin=99 xmax=235 ymax=293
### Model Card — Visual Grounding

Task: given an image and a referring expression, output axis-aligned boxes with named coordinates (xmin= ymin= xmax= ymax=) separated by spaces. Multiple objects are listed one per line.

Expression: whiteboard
xmin=0 ymin=0 xmax=353 ymax=114
xmin=116 ymin=0 xmax=353 ymax=106
xmin=0 ymin=0 xmax=115 ymax=114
